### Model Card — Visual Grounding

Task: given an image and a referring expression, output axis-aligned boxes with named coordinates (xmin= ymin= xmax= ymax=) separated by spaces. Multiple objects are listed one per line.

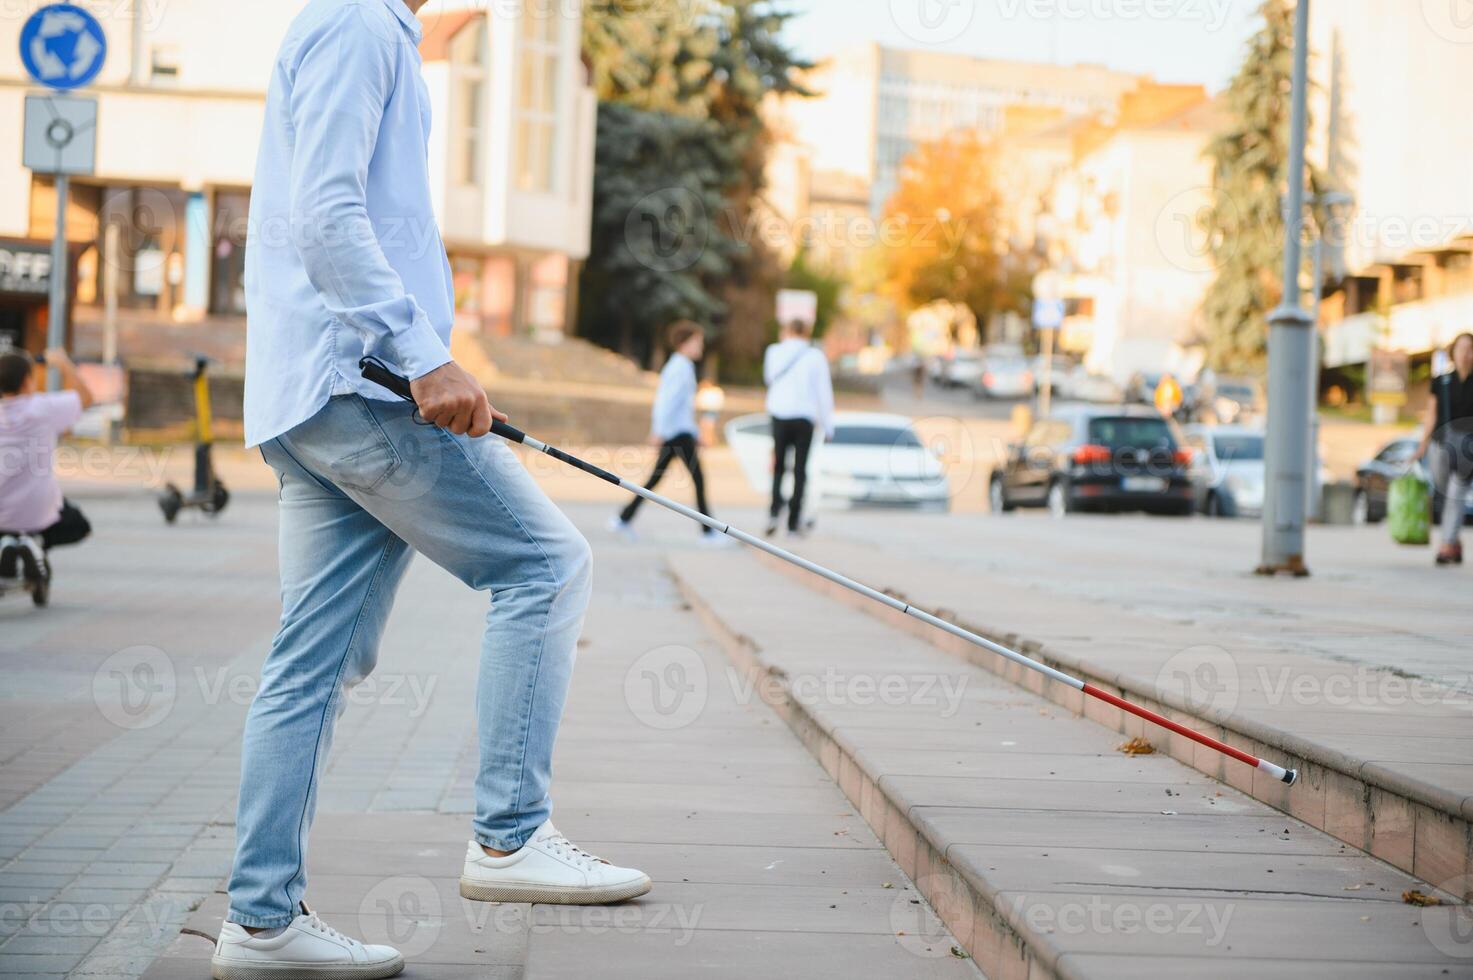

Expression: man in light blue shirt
xmin=218 ymin=2 xmax=649 ymax=975
xmin=610 ymin=321 xmax=720 ymax=541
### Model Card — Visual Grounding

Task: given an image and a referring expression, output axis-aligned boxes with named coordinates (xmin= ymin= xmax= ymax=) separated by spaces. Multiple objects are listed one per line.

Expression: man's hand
xmin=410 ymin=361 xmax=507 ymax=437
xmin=44 ymin=347 xmax=74 ymax=371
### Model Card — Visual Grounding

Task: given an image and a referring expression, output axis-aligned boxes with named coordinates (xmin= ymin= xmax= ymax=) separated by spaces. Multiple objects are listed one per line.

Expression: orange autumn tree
xmin=882 ymin=133 xmax=1033 ymax=335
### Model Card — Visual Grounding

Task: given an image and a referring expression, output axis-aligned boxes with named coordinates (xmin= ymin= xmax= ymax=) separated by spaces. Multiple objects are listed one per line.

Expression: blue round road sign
xmin=20 ymin=4 xmax=108 ymax=92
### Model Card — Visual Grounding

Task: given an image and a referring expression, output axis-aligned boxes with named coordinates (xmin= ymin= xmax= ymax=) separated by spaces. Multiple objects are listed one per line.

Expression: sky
xmin=780 ymin=0 xmax=1263 ymax=93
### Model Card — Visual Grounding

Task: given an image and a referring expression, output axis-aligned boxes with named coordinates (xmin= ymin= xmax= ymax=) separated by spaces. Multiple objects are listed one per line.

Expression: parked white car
xmin=725 ymin=412 xmax=951 ymax=511
xmin=934 ymin=351 xmax=986 ymax=389
xmin=974 ymin=352 xmax=1034 ymax=399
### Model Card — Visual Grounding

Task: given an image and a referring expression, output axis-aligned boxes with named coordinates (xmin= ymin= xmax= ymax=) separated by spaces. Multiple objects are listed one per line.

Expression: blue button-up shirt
xmin=243 ymin=0 xmax=454 ymax=447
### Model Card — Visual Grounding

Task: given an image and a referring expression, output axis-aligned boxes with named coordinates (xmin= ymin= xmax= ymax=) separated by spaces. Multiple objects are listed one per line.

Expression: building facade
xmin=0 ymin=0 xmax=594 ymax=360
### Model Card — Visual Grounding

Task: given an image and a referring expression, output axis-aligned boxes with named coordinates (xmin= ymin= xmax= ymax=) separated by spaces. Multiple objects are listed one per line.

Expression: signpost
xmin=19 ymin=3 xmax=105 ymax=389
xmin=1031 ymin=272 xmax=1065 ymax=418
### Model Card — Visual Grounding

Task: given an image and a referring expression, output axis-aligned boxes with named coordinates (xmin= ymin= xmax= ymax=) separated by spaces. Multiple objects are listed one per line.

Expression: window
xmin=1088 ymin=417 xmax=1175 ymax=451
xmin=449 ymin=19 xmax=487 ymax=187
xmin=829 ymin=426 xmax=922 ymax=448
xmin=514 ymin=1 xmax=561 ymax=193
xmin=211 ymin=190 xmax=250 ymax=316
xmin=151 ymin=45 xmax=179 ymax=85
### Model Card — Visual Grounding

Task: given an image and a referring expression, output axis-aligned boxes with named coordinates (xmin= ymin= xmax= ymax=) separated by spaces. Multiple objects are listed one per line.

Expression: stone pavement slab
xmin=666 ymin=542 xmax=1472 ymax=978
xmin=739 ymin=507 xmax=1473 ymax=895
xmin=4 ymin=493 xmax=978 ymax=979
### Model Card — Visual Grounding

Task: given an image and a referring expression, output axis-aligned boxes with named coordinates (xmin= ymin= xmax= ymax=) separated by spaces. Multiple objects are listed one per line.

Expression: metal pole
xmin=103 ymin=221 xmax=119 ymax=366
xmin=1258 ymin=0 xmax=1313 ymax=576
xmin=1040 ymin=326 xmax=1054 ymax=418
xmin=1308 ymin=234 xmax=1323 ymax=521
xmin=46 ymin=174 xmax=70 ymax=391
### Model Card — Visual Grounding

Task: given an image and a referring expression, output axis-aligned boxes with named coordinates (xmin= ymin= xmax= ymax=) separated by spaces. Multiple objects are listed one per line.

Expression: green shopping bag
xmin=1388 ymin=473 xmax=1430 ymax=545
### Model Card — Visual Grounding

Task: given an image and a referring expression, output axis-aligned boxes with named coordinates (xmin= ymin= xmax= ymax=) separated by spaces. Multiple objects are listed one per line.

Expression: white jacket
xmin=764 ymin=339 xmax=834 ymax=439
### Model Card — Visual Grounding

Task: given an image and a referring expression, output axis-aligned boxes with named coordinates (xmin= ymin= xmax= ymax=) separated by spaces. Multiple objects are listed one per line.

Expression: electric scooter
xmin=0 ymin=534 xmax=50 ymax=607
xmin=158 ymin=355 xmax=229 ymax=523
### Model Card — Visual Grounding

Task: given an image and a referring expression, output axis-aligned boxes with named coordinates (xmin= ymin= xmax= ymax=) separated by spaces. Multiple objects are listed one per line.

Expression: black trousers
xmin=5 ymin=499 xmax=91 ymax=550
xmin=620 ymin=433 xmax=710 ymax=526
xmin=770 ymin=417 xmax=815 ymax=531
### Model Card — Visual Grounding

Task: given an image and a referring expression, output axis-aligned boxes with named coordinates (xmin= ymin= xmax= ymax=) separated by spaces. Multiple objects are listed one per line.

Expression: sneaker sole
xmin=210 ymin=955 xmax=404 ymax=980
xmin=458 ymin=875 xmax=652 ymax=905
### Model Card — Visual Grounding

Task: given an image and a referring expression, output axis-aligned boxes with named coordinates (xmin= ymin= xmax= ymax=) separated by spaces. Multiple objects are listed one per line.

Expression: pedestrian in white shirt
xmin=611 ymin=322 xmax=723 ymax=543
xmin=764 ymin=320 xmax=834 ymax=537
xmin=216 ymin=2 xmax=648 ymax=976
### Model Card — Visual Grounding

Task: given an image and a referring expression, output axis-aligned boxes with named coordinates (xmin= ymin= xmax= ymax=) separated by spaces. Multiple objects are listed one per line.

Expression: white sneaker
xmin=460 ymin=821 xmax=652 ymax=904
xmin=211 ymin=904 xmax=403 ymax=980
xmin=699 ymin=530 xmax=736 ymax=549
xmin=606 ymin=515 xmax=638 ymax=542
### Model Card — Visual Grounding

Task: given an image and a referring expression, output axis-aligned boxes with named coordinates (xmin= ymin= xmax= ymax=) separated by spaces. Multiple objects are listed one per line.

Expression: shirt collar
xmin=380 ymin=0 xmax=423 ymax=43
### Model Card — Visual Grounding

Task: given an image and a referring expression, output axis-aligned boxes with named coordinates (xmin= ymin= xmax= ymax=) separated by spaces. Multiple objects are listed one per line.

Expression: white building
xmin=0 ymin=0 xmax=595 ymax=356
xmin=1035 ymin=87 xmax=1223 ymax=382
xmin=1308 ymin=1 xmax=1473 ymax=375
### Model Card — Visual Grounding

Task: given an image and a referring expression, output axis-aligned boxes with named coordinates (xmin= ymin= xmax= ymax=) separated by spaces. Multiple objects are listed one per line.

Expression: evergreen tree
xmin=578 ymin=1 xmax=811 ymax=371
xmin=1200 ymin=0 xmax=1324 ymax=373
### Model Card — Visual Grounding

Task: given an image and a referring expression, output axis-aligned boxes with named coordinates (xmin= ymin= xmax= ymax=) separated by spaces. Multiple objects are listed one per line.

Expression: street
xmin=1 ymin=464 xmax=1470 ymax=977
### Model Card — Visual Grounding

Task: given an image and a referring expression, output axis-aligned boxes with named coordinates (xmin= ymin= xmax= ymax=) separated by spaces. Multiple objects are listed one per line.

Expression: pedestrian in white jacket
xmin=764 ymin=319 xmax=834 ymax=537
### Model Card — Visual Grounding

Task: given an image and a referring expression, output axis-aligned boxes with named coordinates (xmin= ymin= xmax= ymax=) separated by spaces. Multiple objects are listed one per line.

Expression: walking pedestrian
xmin=764 ymin=319 xmax=834 ymax=537
xmin=610 ymin=321 xmax=725 ymax=545
xmin=216 ymin=2 xmax=648 ymax=976
xmin=1416 ymin=332 xmax=1473 ymax=566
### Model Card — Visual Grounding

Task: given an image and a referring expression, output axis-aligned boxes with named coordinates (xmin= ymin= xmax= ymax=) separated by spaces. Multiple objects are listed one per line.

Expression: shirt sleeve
xmin=286 ymin=7 xmax=451 ymax=381
xmin=42 ymin=391 xmax=83 ymax=436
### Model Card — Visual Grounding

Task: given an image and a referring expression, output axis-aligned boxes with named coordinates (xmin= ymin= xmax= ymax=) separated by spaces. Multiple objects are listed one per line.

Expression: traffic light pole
xmin=1258 ymin=0 xmax=1313 ymax=577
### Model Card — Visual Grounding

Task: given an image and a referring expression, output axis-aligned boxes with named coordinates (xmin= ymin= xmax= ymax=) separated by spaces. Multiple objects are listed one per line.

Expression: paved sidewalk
xmin=1 ymin=492 xmax=977 ymax=979
xmin=726 ymin=508 xmax=1473 ymax=898
xmin=666 ymin=542 xmax=1471 ymax=977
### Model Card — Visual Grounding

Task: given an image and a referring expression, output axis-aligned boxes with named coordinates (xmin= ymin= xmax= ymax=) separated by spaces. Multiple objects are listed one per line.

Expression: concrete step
xmin=734 ymin=527 xmax=1473 ymax=903
xmin=666 ymin=548 xmax=1469 ymax=979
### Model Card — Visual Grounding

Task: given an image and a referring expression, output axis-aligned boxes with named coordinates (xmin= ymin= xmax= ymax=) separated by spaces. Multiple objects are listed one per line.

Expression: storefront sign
xmin=0 ymin=243 xmax=53 ymax=296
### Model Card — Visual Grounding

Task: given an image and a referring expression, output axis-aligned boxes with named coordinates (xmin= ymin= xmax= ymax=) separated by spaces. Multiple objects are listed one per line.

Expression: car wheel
xmin=989 ymin=476 xmax=1014 ymax=514
xmin=1047 ymin=481 xmax=1070 ymax=519
xmin=1351 ymin=489 xmax=1369 ymax=526
xmin=1205 ymin=492 xmax=1223 ymax=518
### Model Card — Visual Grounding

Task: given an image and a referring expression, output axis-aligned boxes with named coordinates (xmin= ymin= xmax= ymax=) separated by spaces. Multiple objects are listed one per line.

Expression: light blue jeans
xmin=226 ymin=395 xmax=592 ymax=928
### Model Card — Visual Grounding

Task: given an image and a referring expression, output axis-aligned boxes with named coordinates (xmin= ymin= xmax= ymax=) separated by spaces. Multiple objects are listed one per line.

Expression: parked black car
xmin=1353 ymin=437 xmax=1473 ymax=525
xmin=989 ymin=405 xmax=1194 ymax=516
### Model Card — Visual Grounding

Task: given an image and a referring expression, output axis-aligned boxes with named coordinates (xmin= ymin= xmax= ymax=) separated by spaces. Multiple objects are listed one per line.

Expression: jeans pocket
xmin=325 ymin=399 xmax=402 ymax=493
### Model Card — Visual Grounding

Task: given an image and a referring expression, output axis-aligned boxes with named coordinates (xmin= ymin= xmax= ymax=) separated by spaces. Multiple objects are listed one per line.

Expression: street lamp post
xmin=1258 ymin=0 xmax=1313 ymax=577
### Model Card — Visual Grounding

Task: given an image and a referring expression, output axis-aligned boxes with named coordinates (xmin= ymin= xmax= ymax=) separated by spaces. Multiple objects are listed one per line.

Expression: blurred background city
xmin=3 ymin=1 xmax=1472 ymax=977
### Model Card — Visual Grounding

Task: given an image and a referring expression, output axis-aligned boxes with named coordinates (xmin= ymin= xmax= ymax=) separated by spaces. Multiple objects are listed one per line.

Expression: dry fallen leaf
xmin=1118 ymin=737 xmax=1156 ymax=756
xmin=1403 ymin=890 xmax=1442 ymax=907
